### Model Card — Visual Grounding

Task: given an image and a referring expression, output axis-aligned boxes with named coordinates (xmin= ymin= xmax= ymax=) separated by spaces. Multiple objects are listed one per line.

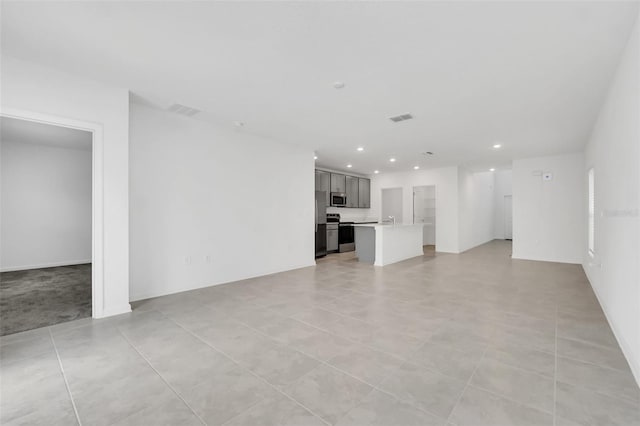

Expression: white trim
xmin=0 ymin=108 xmax=120 ymax=319
xmin=583 ymin=264 xmax=640 ymax=387
xmin=1 ymin=260 xmax=92 ymax=272
xmin=100 ymin=304 xmax=132 ymax=319
xmin=129 ymin=261 xmax=316 ymax=302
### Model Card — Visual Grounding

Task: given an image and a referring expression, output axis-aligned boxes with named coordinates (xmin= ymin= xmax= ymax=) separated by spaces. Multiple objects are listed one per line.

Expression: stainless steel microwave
xmin=330 ymin=192 xmax=347 ymax=207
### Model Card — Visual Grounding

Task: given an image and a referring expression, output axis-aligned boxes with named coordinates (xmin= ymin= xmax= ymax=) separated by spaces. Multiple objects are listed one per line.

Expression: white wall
xmin=129 ymin=103 xmax=315 ymax=301
xmin=326 ymin=207 xmax=374 ymax=221
xmin=370 ymin=167 xmax=460 ymax=253
xmin=493 ymin=170 xmax=513 ymax=240
xmin=1 ymin=141 xmax=91 ymax=271
xmin=512 ymin=153 xmax=585 ymax=264
xmin=458 ymin=168 xmax=495 ymax=252
xmin=1 ymin=56 xmax=131 ymax=317
xmin=583 ymin=12 xmax=640 ymax=384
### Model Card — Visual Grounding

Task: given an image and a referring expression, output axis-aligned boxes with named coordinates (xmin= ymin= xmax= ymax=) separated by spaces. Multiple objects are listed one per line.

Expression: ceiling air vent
xmin=167 ymin=103 xmax=201 ymax=117
xmin=388 ymin=113 xmax=413 ymax=123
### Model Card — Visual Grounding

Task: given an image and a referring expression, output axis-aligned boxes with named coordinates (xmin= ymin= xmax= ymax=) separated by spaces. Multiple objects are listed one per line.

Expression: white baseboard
xmin=96 ymin=303 xmax=132 ymax=319
xmin=582 ymin=264 xmax=640 ymax=387
xmin=129 ymin=261 xmax=316 ymax=302
xmin=1 ymin=259 xmax=92 ymax=272
xmin=511 ymin=253 xmax=582 ymax=265
xmin=458 ymin=237 xmax=495 ymax=254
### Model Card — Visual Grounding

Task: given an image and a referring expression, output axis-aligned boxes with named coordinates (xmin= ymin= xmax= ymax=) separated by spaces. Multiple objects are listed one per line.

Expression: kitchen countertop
xmin=352 ymin=223 xmax=423 ymax=228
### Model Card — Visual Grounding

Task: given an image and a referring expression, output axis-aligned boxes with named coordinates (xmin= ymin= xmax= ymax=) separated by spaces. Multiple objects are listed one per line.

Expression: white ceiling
xmin=2 ymin=1 xmax=637 ymax=174
xmin=1 ymin=117 xmax=92 ymax=151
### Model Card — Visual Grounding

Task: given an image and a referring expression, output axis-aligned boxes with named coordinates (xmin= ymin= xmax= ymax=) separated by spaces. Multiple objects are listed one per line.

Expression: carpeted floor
xmin=0 ymin=264 xmax=91 ymax=336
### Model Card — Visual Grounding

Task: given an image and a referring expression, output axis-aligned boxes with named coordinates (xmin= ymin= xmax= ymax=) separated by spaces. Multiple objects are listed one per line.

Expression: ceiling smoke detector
xmin=388 ymin=113 xmax=413 ymax=123
xmin=167 ymin=103 xmax=201 ymax=117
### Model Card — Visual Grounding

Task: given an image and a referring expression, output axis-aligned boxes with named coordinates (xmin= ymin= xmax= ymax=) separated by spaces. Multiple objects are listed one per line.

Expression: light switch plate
xmin=543 ymin=172 xmax=553 ymax=181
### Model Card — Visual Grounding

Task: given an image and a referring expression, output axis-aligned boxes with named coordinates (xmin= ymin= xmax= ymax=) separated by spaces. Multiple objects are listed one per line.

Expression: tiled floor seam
xmin=555 ymin=352 xmax=636 ymax=375
xmin=464 ymin=383 xmax=556 ymax=417
xmin=172 ymin=308 xmax=448 ymax=424
xmin=554 ymin=377 xmax=640 ymax=405
xmin=117 ymin=328 xmax=208 ymax=426
xmin=281 ymin=307 xmax=432 ymax=365
xmin=166 ymin=315 xmax=332 ymax=426
xmin=445 ymin=346 xmax=488 ymax=424
xmin=48 ymin=328 xmax=82 ymax=426
xmin=556 ymin=333 xmax=625 ymax=353
xmin=226 ymin=312 xmax=427 ymax=391
xmin=218 ymin=395 xmax=281 ymax=426
xmin=553 ymin=305 xmax=558 ymax=426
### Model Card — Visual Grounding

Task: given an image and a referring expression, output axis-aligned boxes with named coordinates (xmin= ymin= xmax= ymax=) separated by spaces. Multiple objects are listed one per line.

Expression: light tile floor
xmin=1 ymin=241 xmax=638 ymax=426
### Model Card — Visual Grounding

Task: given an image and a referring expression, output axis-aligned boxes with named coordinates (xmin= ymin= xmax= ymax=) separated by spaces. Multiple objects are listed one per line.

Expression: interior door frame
xmin=504 ymin=194 xmax=513 ymax=240
xmin=1 ymin=108 xmax=106 ymax=318
xmin=413 ymin=185 xmax=436 ymax=247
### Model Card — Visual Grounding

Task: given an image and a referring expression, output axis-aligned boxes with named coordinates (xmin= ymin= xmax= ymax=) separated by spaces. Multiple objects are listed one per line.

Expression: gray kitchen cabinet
xmin=358 ymin=178 xmax=371 ymax=208
xmin=330 ymin=173 xmax=346 ymax=193
xmin=315 ymin=170 xmax=330 ymax=206
xmin=346 ymin=175 xmax=359 ymax=207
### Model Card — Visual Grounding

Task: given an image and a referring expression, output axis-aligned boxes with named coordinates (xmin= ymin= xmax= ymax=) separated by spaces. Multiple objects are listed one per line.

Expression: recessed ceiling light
xmin=374 ymin=170 xmax=379 ymax=174
xmin=389 ymin=158 xmax=396 ymax=162
xmin=493 ymin=144 xmax=502 ymax=149
xmin=357 ymin=147 xmax=364 ymax=152
xmin=347 ymin=164 xmax=353 ymax=168
xmin=413 ymin=166 xmax=420 ymax=170
xmin=490 ymin=168 xmax=496 ymax=172
xmin=333 ymin=81 xmax=345 ymax=89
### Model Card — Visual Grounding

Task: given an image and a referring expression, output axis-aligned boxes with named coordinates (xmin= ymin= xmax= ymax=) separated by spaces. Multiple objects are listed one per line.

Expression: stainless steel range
xmin=326 ymin=213 xmax=340 ymax=253
xmin=339 ymin=220 xmax=355 ymax=252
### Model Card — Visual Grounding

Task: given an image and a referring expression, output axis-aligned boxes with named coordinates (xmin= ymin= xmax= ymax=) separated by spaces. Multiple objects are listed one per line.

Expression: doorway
xmin=0 ymin=117 xmax=94 ymax=335
xmin=413 ymin=186 xmax=436 ymax=252
xmin=381 ymin=187 xmax=403 ymax=224
xmin=504 ymin=195 xmax=513 ymax=240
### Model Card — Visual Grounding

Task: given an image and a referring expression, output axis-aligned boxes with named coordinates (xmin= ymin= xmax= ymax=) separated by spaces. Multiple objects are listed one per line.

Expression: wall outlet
xmin=205 ymin=255 xmax=212 ymax=263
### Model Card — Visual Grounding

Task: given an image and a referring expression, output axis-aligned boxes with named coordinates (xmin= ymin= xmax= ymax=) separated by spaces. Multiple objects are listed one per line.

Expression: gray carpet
xmin=0 ymin=264 xmax=91 ymax=336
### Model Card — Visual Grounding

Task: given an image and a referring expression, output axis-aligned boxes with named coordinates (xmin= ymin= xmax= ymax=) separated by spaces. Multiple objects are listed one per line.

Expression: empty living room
xmin=1 ymin=1 xmax=639 ymax=425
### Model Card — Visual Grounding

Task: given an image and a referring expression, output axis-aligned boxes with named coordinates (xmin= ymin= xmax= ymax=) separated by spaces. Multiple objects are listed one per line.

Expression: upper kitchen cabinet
xmin=346 ymin=175 xmax=359 ymax=207
xmin=315 ymin=170 xmax=330 ymax=206
xmin=330 ymin=173 xmax=346 ymax=193
xmin=358 ymin=178 xmax=371 ymax=208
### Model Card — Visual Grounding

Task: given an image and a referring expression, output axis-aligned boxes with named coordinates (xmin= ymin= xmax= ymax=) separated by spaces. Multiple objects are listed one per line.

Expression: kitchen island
xmin=353 ymin=223 xmax=424 ymax=266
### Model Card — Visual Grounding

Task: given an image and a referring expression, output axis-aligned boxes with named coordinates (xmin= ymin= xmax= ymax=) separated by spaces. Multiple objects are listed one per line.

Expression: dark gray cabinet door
xmin=315 ymin=170 xmax=330 ymax=206
xmin=346 ymin=175 xmax=359 ymax=207
xmin=330 ymin=173 xmax=346 ymax=193
xmin=358 ymin=178 xmax=370 ymax=208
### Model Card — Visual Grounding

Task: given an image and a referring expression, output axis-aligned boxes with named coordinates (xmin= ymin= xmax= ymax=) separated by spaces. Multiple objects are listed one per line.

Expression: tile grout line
xmin=553 ymin=305 xmax=558 ymax=426
xmin=445 ymin=346 xmax=488 ymax=425
xmin=166 ymin=315 xmax=332 ymax=426
xmin=173 ymin=300 xmax=450 ymax=423
xmin=198 ymin=311 xmax=450 ymax=423
xmin=218 ymin=287 xmax=573 ymax=415
xmin=48 ymin=328 xmax=82 ymax=426
xmin=117 ymin=328 xmax=208 ymax=426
